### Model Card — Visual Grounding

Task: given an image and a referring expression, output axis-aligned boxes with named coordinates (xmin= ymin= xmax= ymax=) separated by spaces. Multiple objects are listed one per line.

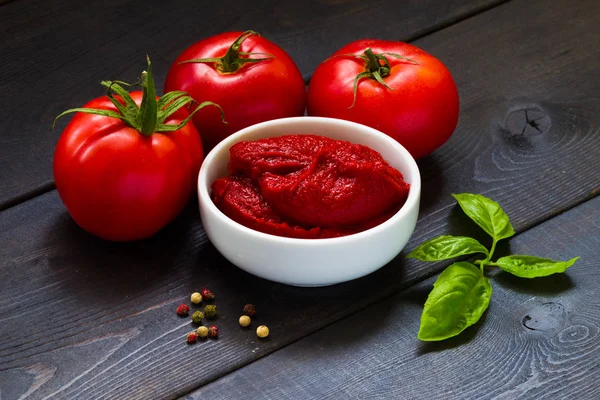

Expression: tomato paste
xmin=211 ymin=135 xmax=410 ymax=239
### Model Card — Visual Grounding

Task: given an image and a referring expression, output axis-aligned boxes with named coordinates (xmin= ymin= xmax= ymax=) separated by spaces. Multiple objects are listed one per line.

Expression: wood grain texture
xmin=0 ymin=191 xmax=427 ymax=400
xmin=0 ymin=0 xmax=503 ymax=210
xmin=190 ymin=196 xmax=600 ymax=400
xmin=1 ymin=0 xmax=600 ymax=398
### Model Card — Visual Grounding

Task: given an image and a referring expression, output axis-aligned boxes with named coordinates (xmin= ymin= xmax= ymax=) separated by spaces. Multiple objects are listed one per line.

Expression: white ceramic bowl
xmin=198 ymin=117 xmax=421 ymax=287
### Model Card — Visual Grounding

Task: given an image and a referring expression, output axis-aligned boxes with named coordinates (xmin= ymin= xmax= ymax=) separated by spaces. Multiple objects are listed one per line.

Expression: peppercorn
xmin=176 ymin=303 xmax=190 ymax=317
xmin=239 ymin=315 xmax=251 ymax=328
xmin=204 ymin=304 xmax=217 ymax=319
xmin=197 ymin=326 xmax=209 ymax=338
xmin=243 ymin=304 xmax=256 ymax=317
xmin=187 ymin=331 xmax=198 ymax=344
xmin=208 ymin=325 xmax=219 ymax=338
xmin=201 ymin=288 xmax=215 ymax=301
xmin=191 ymin=311 xmax=204 ymax=324
xmin=256 ymin=325 xmax=269 ymax=338
xmin=190 ymin=292 xmax=203 ymax=304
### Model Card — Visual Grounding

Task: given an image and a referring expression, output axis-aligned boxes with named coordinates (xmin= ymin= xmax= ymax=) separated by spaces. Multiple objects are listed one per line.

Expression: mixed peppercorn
xmin=177 ymin=288 xmax=269 ymax=344
xmin=190 ymin=292 xmax=203 ymax=304
xmin=239 ymin=315 xmax=251 ymax=328
xmin=256 ymin=325 xmax=269 ymax=338
xmin=204 ymin=305 xmax=217 ymax=319
xmin=176 ymin=304 xmax=190 ymax=317
xmin=197 ymin=326 xmax=209 ymax=338
xmin=243 ymin=303 xmax=256 ymax=317
xmin=201 ymin=288 xmax=215 ymax=300
xmin=191 ymin=311 xmax=204 ymax=324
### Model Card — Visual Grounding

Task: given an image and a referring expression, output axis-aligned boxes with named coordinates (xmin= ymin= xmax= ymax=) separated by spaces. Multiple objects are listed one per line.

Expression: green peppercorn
xmin=204 ymin=304 xmax=217 ymax=319
xmin=191 ymin=311 xmax=204 ymax=324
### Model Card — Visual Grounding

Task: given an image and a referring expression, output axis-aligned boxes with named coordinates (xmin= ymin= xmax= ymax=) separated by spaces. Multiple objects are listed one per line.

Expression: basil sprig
xmin=408 ymin=193 xmax=579 ymax=342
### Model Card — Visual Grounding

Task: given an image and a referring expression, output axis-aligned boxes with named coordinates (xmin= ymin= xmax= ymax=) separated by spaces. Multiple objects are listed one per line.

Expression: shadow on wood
xmin=42 ymin=201 xmax=203 ymax=302
xmin=494 ymin=271 xmax=574 ymax=295
xmin=416 ymin=311 xmax=488 ymax=354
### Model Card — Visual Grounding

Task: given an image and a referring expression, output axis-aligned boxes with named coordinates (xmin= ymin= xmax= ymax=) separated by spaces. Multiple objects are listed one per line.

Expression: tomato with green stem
xmin=164 ymin=30 xmax=307 ymax=152
xmin=307 ymin=39 xmax=459 ymax=160
xmin=53 ymin=57 xmax=221 ymax=241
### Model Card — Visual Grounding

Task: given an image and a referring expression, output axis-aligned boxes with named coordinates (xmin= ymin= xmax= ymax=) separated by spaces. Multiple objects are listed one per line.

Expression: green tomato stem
xmin=346 ymin=48 xmax=400 ymax=109
xmin=178 ymin=30 xmax=274 ymax=74
xmin=54 ymin=56 xmax=222 ymax=136
xmin=139 ymin=56 xmax=158 ymax=136
xmin=220 ymin=30 xmax=256 ymax=72
xmin=364 ymin=48 xmax=382 ymax=73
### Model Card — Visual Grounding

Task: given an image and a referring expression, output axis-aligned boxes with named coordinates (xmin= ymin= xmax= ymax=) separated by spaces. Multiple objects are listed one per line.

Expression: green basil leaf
xmin=408 ymin=235 xmax=489 ymax=262
xmin=495 ymin=255 xmax=579 ymax=278
xmin=418 ymin=261 xmax=492 ymax=341
xmin=452 ymin=193 xmax=515 ymax=242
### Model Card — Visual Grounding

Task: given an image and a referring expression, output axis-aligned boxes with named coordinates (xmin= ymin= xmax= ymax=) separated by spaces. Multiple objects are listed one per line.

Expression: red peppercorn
xmin=201 ymin=288 xmax=215 ymax=300
xmin=187 ymin=331 xmax=198 ymax=344
xmin=243 ymin=304 xmax=256 ymax=317
xmin=176 ymin=303 xmax=190 ymax=317
xmin=208 ymin=325 xmax=219 ymax=338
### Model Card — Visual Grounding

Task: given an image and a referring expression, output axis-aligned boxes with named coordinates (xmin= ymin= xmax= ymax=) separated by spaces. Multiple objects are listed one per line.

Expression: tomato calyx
xmin=329 ymin=47 xmax=419 ymax=108
xmin=178 ymin=30 xmax=275 ymax=74
xmin=54 ymin=56 xmax=225 ymax=136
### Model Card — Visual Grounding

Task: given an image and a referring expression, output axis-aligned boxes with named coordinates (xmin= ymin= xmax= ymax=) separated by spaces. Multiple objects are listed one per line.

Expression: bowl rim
xmin=198 ymin=116 xmax=421 ymax=247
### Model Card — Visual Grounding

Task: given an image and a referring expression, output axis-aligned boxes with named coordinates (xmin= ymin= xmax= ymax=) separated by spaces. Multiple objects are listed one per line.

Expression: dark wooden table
xmin=1 ymin=0 xmax=599 ymax=399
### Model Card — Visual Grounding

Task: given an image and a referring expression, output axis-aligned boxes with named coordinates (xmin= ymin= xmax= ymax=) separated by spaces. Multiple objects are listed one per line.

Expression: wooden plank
xmin=191 ymin=196 xmax=600 ymax=400
xmin=1 ymin=0 xmax=600 ymax=398
xmin=0 ymin=0 xmax=503 ymax=210
xmin=0 ymin=191 xmax=418 ymax=400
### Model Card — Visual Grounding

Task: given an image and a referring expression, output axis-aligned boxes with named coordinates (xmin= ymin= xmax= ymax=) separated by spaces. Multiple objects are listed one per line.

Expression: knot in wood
xmin=558 ymin=324 xmax=591 ymax=344
xmin=521 ymin=301 xmax=566 ymax=333
xmin=503 ymin=105 xmax=551 ymax=136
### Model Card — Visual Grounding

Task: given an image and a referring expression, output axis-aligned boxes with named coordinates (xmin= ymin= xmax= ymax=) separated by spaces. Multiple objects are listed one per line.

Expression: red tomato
xmin=53 ymin=92 xmax=203 ymax=242
xmin=307 ymin=40 xmax=459 ymax=159
xmin=164 ymin=31 xmax=307 ymax=152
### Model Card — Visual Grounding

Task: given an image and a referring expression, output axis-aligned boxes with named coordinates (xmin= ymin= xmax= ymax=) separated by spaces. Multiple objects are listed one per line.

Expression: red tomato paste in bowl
xmin=210 ymin=134 xmax=410 ymax=239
